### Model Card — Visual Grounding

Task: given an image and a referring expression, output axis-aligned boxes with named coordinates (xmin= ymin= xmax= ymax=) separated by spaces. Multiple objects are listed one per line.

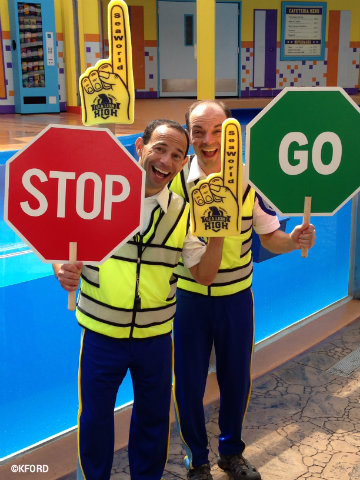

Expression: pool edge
xmin=1 ymin=297 xmax=360 ymax=479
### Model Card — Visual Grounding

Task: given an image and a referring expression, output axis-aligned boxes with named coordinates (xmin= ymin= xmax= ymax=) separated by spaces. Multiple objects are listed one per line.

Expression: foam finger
xmin=108 ymin=1 xmax=132 ymax=87
xmin=89 ymin=70 xmax=103 ymax=91
xmin=192 ymin=188 xmax=205 ymax=206
xmin=98 ymin=64 xmax=116 ymax=89
xmin=81 ymin=76 xmax=94 ymax=94
xmin=199 ymin=183 xmax=213 ymax=204
xmin=221 ymin=118 xmax=242 ymax=199
xmin=99 ymin=63 xmax=113 ymax=74
xmin=209 ymin=176 xmax=223 ymax=189
xmin=208 ymin=176 xmax=224 ymax=201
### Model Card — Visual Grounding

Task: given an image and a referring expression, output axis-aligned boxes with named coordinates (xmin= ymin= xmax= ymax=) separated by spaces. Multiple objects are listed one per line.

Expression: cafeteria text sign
xmin=281 ymin=1 xmax=327 ymax=61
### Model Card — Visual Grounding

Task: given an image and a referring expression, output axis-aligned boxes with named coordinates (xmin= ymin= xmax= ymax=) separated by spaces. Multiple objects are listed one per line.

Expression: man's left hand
xmin=290 ymin=223 xmax=316 ymax=250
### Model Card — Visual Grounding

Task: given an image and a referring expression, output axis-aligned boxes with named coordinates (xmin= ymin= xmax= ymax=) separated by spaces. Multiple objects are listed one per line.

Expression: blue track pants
xmin=77 ymin=329 xmax=172 ymax=480
xmin=173 ymin=288 xmax=254 ymax=468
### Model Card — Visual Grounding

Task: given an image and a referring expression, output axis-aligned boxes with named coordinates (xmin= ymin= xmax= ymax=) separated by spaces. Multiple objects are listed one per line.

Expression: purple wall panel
xmin=265 ymin=10 xmax=277 ymax=88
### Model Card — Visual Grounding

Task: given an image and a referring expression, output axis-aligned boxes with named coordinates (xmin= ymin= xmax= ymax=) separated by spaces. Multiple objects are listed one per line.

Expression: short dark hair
xmin=142 ymin=119 xmax=189 ymax=157
xmin=185 ymin=100 xmax=232 ymax=131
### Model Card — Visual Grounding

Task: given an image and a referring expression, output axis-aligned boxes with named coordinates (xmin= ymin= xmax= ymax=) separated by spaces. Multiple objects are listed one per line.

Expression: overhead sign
xmin=79 ymin=0 xmax=135 ymax=126
xmin=246 ymin=87 xmax=360 ymax=216
xmin=281 ymin=2 xmax=327 ymax=60
xmin=4 ymin=125 xmax=145 ymax=264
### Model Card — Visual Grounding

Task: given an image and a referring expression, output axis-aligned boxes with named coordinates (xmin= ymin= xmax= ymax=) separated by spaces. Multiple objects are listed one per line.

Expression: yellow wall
xmin=54 ymin=0 xmax=63 ymax=33
xmin=57 ymin=0 xmax=79 ymax=107
xmin=0 ymin=0 xmax=9 ymax=99
xmin=62 ymin=0 xmax=99 ymax=86
xmin=99 ymin=0 xmax=157 ymax=41
xmin=326 ymin=0 xmax=360 ymax=40
xmin=81 ymin=0 xmax=100 ymax=34
xmin=0 ymin=0 xmax=9 ymax=29
xmin=197 ymin=0 xmax=216 ymax=99
xmin=126 ymin=0 xmax=157 ymax=40
xmin=77 ymin=0 xmax=85 ymax=73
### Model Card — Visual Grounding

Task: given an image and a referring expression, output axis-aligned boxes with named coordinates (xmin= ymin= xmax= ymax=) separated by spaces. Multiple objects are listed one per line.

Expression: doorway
xmin=158 ymin=1 xmax=240 ymax=97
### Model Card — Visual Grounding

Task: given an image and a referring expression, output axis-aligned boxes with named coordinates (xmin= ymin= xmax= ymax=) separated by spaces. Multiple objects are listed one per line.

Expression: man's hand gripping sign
xmin=190 ymin=119 xmax=242 ymax=237
xmin=79 ymin=0 xmax=134 ymax=126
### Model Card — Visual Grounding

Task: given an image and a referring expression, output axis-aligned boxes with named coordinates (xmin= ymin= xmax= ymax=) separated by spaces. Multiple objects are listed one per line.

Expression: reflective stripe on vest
xmin=112 ymin=243 xmax=184 ymax=266
xmin=77 ymin=291 xmax=176 ymax=327
xmin=76 ymin=192 xmax=189 ymax=338
xmin=170 ymin=164 xmax=256 ymax=296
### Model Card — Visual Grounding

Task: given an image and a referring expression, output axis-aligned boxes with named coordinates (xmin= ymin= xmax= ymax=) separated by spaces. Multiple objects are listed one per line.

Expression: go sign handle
xmin=279 ymin=130 xmax=342 ymax=258
xmin=79 ymin=0 xmax=135 ymax=126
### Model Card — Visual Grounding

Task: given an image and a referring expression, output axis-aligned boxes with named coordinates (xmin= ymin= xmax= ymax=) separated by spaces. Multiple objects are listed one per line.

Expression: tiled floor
xmin=1 ymin=94 xmax=359 ymax=151
xmin=61 ymin=317 xmax=360 ymax=480
xmin=0 ymin=98 xmax=268 ymax=151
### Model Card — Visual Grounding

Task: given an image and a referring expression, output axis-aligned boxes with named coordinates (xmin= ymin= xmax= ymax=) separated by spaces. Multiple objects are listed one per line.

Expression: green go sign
xmin=246 ymin=87 xmax=360 ymax=216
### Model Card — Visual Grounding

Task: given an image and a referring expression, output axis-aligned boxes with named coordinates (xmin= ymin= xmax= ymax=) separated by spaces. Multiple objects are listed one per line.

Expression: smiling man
xmin=170 ymin=101 xmax=316 ymax=480
xmin=136 ymin=120 xmax=189 ymax=195
xmin=53 ymin=119 xmax=224 ymax=480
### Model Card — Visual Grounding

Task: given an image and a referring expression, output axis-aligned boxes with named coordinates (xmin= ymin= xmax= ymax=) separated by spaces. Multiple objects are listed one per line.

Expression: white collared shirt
xmin=187 ymin=155 xmax=280 ymax=234
xmin=142 ymin=187 xmax=206 ymax=269
xmin=141 ymin=186 xmax=170 ymax=233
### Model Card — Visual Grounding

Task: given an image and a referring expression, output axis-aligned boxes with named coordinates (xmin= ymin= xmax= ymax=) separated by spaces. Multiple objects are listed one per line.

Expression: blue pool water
xmin=0 ymin=113 xmax=352 ymax=458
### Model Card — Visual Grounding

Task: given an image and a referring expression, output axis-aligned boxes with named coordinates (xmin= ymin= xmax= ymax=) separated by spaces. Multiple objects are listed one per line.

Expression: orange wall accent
xmin=130 ymin=6 xmax=145 ymax=90
xmin=84 ymin=33 xmax=100 ymax=42
xmin=144 ymin=40 xmax=157 ymax=47
xmin=327 ymin=11 xmax=340 ymax=86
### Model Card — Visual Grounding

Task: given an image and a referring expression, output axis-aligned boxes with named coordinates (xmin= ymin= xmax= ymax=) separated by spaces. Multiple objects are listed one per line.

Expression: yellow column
xmin=77 ymin=0 xmax=86 ymax=75
xmin=62 ymin=0 xmax=79 ymax=107
xmin=196 ymin=0 xmax=216 ymax=100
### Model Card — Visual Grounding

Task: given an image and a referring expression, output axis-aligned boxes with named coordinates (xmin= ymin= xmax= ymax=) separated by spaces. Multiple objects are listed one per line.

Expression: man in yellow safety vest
xmin=53 ymin=118 xmax=225 ymax=480
xmin=170 ymin=100 xmax=316 ymax=480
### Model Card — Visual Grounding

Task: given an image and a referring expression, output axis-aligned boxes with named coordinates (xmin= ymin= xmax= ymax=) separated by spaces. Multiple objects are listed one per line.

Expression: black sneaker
xmin=187 ymin=463 xmax=213 ymax=480
xmin=218 ymin=454 xmax=261 ymax=480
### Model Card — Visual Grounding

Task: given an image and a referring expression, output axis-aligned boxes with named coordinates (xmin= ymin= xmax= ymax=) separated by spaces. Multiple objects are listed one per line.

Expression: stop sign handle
xmin=68 ymin=242 xmax=77 ymax=311
xmin=301 ymin=197 xmax=312 ymax=258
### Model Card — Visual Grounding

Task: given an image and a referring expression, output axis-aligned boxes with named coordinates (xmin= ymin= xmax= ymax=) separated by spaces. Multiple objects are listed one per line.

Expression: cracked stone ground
xmin=63 ymin=318 xmax=360 ymax=480
xmin=242 ymin=318 xmax=360 ymax=480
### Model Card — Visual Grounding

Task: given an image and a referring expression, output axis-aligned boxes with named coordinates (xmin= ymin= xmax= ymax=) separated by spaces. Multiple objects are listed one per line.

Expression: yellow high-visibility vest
xmin=76 ymin=193 xmax=190 ymax=338
xmin=170 ymin=160 xmax=255 ymax=296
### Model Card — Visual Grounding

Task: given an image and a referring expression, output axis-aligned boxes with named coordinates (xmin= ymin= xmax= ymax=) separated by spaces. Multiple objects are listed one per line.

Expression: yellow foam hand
xmin=190 ymin=118 xmax=242 ymax=237
xmin=79 ymin=0 xmax=135 ymax=126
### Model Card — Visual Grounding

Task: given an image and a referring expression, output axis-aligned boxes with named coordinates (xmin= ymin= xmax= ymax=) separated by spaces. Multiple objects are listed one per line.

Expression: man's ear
xmin=135 ymin=137 xmax=143 ymax=158
xmin=181 ymin=155 xmax=189 ymax=169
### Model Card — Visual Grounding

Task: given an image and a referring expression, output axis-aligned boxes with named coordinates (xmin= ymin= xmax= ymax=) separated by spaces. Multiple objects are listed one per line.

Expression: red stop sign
xmin=4 ymin=125 xmax=144 ymax=264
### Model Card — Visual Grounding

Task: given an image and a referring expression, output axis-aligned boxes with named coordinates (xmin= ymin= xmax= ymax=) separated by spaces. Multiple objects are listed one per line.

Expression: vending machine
xmin=8 ymin=0 xmax=59 ymax=113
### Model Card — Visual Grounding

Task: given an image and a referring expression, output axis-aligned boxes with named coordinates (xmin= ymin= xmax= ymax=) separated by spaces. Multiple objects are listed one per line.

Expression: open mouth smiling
xmin=152 ymin=166 xmax=170 ymax=178
xmin=201 ymin=147 xmax=218 ymax=159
